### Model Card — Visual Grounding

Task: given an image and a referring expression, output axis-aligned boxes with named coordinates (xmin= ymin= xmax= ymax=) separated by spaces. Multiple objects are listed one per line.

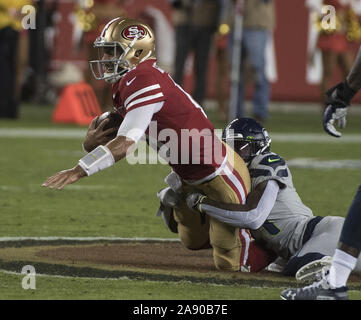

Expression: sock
xmin=328 ymin=249 xmax=357 ymax=288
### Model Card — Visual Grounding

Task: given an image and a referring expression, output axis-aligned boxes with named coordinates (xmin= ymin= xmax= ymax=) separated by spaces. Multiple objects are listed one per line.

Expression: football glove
xmin=157 ymin=187 xmax=181 ymax=209
xmin=323 ymin=105 xmax=348 ymax=138
xmin=186 ymin=193 xmax=207 ymax=213
xmin=323 ymin=81 xmax=356 ymax=138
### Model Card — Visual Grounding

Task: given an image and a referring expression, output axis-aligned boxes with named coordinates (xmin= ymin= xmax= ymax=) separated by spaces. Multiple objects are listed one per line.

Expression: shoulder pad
xmin=249 ymin=152 xmax=289 ymax=187
xmin=259 ymin=153 xmax=286 ymax=170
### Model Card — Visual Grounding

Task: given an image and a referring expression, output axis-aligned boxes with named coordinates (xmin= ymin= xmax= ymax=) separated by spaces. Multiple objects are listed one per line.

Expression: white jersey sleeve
xmin=117 ymin=101 xmax=164 ymax=143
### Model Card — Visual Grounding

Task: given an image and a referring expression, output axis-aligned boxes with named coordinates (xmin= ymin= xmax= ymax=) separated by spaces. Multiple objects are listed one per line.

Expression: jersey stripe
xmin=124 ymin=84 xmax=161 ymax=108
xmin=226 ymin=161 xmax=248 ymax=198
xmin=240 ymin=229 xmax=251 ymax=267
xmin=221 ymin=172 xmax=243 ymax=204
xmin=126 ymin=92 xmax=164 ymax=110
xmin=222 ymin=164 xmax=247 ymax=204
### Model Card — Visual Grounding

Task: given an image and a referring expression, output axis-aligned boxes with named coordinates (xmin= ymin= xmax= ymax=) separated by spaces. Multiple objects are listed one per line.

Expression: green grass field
xmin=1 ymin=103 xmax=361 ymax=300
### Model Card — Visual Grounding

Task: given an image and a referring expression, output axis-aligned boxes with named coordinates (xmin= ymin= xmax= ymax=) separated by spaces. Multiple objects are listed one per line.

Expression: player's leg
xmin=197 ymin=173 xmax=244 ymax=271
xmin=284 ymin=216 xmax=343 ymax=280
xmin=242 ymin=29 xmax=270 ymax=122
xmin=330 ymin=184 xmax=361 ymax=288
xmin=197 ymin=146 xmax=274 ymax=271
xmin=281 ymin=187 xmax=361 ymax=299
xmin=173 ymin=197 xmax=211 ymax=250
xmin=192 ymin=26 xmax=213 ymax=106
xmin=320 ymin=50 xmax=337 ymax=110
xmin=173 ymin=25 xmax=191 ymax=86
xmin=235 ymin=31 xmax=248 ymax=119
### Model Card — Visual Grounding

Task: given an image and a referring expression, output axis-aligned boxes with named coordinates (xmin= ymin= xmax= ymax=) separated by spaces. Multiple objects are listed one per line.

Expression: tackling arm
xmin=186 ymin=180 xmax=279 ymax=229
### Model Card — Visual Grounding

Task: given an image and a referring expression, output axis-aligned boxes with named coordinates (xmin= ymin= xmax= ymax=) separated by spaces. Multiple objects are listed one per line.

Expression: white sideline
xmin=0 ymin=236 xmax=180 ymax=242
xmin=1 ymin=128 xmax=361 ymax=143
xmin=0 ymin=269 xmax=125 ymax=281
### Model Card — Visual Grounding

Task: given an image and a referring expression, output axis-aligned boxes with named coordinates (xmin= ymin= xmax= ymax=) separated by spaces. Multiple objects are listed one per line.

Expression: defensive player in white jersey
xmin=167 ymin=118 xmax=361 ymax=281
xmin=42 ymin=18 xmax=274 ymax=272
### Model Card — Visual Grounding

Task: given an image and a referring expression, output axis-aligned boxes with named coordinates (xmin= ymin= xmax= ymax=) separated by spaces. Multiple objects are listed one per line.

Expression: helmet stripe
xmin=101 ymin=17 xmax=121 ymax=37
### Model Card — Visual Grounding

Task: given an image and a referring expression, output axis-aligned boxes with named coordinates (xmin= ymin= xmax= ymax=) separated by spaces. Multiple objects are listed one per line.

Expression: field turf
xmin=0 ymin=103 xmax=361 ymax=301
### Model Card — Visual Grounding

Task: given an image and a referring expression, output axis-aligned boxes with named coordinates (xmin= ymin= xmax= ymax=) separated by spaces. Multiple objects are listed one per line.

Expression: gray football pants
xmin=295 ymin=216 xmax=361 ymax=271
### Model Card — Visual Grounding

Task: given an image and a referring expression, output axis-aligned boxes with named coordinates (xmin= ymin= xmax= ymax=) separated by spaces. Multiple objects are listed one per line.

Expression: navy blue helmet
xmin=222 ymin=118 xmax=271 ymax=163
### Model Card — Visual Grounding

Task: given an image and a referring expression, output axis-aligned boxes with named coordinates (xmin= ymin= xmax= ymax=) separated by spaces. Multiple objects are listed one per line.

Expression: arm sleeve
xmin=117 ymin=101 xmax=164 ymax=143
xmin=201 ymin=180 xmax=279 ymax=229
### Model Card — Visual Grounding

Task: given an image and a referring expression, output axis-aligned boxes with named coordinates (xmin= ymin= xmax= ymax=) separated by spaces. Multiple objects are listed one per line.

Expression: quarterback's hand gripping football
xmin=42 ymin=165 xmax=86 ymax=190
xmin=83 ymin=114 xmax=118 ymax=152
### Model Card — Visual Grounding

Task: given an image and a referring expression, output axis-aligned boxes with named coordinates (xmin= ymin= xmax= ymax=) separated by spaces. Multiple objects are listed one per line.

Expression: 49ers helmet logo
xmin=122 ymin=25 xmax=147 ymax=40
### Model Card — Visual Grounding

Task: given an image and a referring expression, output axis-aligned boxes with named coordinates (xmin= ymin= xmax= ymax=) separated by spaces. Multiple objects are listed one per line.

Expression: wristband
xmin=197 ymin=195 xmax=207 ymax=213
xmin=78 ymin=145 xmax=115 ymax=176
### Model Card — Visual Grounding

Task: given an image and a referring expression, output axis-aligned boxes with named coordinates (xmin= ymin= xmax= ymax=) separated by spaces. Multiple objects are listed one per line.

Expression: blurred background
xmin=2 ymin=0 xmax=361 ymax=126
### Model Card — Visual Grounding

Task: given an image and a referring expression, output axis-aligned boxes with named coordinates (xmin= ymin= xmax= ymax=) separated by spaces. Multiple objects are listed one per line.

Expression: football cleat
xmin=281 ymin=269 xmax=349 ymax=300
xmin=295 ymin=256 xmax=332 ymax=283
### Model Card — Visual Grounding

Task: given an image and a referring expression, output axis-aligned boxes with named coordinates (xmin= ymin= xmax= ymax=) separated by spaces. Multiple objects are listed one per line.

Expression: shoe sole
xmin=295 ymin=256 xmax=332 ymax=283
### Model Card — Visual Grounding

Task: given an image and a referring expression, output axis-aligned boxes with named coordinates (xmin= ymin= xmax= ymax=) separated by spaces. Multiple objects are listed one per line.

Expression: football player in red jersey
xmin=42 ymin=18 xmax=275 ymax=272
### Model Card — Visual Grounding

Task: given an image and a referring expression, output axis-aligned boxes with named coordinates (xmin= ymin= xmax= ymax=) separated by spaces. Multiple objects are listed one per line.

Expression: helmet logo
xmin=122 ymin=25 xmax=147 ymax=40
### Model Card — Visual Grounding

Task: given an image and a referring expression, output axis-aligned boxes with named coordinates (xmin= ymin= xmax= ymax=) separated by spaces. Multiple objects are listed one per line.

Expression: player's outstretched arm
xmin=186 ymin=180 xmax=279 ymax=229
xmin=42 ymin=102 xmax=158 ymax=190
xmin=105 ymin=135 xmax=135 ymax=162
xmin=42 ymin=165 xmax=87 ymax=190
xmin=42 ymin=136 xmax=135 ymax=190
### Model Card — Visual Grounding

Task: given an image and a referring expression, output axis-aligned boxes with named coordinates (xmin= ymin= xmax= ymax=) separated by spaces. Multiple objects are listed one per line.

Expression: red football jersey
xmin=112 ymin=59 xmax=226 ymax=181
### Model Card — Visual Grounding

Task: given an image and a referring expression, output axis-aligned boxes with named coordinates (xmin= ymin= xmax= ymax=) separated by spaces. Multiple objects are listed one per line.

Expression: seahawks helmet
xmin=89 ymin=17 xmax=156 ymax=83
xmin=222 ymin=118 xmax=271 ymax=163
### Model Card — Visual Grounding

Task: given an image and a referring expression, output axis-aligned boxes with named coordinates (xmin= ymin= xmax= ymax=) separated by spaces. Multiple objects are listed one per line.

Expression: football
xmin=95 ymin=111 xmax=123 ymax=139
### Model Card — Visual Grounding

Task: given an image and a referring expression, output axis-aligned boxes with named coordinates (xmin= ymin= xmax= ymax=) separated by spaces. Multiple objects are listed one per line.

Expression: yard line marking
xmin=1 ymin=128 xmax=361 ymax=143
xmin=0 ymin=184 xmax=120 ymax=192
xmin=0 ymin=269 xmax=127 ymax=281
xmin=0 ymin=236 xmax=180 ymax=242
xmin=271 ymin=133 xmax=361 ymax=143
xmin=0 ymin=128 xmax=87 ymax=139
xmin=0 ymin=269 xmax=285 ymax=289
xmin=287 ymin=158 xmax=361 ymax=169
